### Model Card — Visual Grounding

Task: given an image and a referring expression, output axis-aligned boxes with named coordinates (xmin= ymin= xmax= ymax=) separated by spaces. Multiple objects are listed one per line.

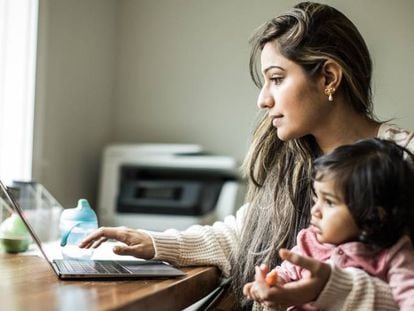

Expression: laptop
xmin=0 ymin=180 xmax=185 ymax=279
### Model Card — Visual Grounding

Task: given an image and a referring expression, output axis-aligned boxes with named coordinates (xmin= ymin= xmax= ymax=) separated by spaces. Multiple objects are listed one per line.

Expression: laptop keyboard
xmin=54 ymin=260 xmax=129 ymax=274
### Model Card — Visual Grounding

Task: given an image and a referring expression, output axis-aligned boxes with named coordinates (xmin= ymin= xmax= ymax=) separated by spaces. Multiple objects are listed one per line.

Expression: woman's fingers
xmin=243 ymin=282 xmax=254 ymax=299
xmin=78 ymin=226 xmax=155 ymax=259
xmin=279 ymin=248 xmax=330 ymax=280
xmin=279 ymin=248 xmax=315 ymax=271
xmin=243 ymin=251 xmax=332 ymax=306
xmin=250 ymin=281 xmax=266 ymax=302
xmin=252 ymin=278 xmax=312 ymax=305
xmin=255 ymin=265 xmax=267 ymax=282
xmin=113 ymin=243 xmax=149 ymax=258
xmin=257 ymin=249 xmax=331 ymax=304
xmin=89 ymin=236 xmax=108 ymax=249
xmin=252 ymin=266 xmax=271 ymax=301
xmin=79 ymin=227 xmax=118 ymax=248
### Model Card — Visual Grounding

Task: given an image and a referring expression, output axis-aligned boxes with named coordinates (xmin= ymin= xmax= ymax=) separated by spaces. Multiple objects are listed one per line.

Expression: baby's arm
xmin=386 ymin=236 xmax=414 ymax=310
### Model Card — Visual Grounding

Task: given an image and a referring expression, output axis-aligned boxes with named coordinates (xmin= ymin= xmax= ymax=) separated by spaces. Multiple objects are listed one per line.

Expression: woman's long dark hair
xmin=231 ymin=2 xmax=375 ymax=306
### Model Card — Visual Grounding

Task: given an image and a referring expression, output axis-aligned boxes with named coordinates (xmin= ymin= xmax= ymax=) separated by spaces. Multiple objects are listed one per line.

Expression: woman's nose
xmin=257 ymin=86 xmax=274 ymax=109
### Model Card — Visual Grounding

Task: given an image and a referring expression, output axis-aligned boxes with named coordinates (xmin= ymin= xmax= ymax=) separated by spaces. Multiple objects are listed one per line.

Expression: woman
xmin=80 ymin=2 xmax=413 ymax=310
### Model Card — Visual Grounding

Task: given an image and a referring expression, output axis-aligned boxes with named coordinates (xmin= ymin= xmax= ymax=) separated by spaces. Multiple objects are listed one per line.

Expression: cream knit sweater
xmin=144 ymin=123 xmax=414 ymax=311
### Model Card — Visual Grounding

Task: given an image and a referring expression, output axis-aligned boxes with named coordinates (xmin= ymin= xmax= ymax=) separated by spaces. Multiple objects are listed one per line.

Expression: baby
xmin=244 ymin=138 xmax=414 ymax=310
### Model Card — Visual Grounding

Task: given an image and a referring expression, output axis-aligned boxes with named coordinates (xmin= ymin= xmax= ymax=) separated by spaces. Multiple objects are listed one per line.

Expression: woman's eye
xmin=325 ymin=199 xmax=334 ymax=207
xmin=270 ymin=77 xmax=283 ymax=85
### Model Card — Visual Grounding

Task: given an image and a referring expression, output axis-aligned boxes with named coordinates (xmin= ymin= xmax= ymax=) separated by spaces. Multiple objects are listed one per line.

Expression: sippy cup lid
xmin=60 ymin=199 xmax=97 ymax=222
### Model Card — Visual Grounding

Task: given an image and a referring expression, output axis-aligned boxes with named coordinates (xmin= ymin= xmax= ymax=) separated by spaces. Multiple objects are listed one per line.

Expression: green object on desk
xmin=0 ymin=214 xmax=31 ymax=253
xmin=0 ymin=237 xmax=30 ymax=253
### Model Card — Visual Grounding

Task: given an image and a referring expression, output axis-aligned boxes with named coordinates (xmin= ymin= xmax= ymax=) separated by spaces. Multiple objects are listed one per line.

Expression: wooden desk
xmin=0 ymin=253 xmax=221 ymax=311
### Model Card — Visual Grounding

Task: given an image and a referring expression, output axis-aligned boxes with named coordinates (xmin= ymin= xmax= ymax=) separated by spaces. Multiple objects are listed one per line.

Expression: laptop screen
xmin=0 ymin=180 xmax=57 ymax=266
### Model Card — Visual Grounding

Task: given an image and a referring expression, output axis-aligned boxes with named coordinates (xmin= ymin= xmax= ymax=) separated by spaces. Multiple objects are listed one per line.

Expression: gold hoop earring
xmin=324 ymin=87 xmax=336 ymax=102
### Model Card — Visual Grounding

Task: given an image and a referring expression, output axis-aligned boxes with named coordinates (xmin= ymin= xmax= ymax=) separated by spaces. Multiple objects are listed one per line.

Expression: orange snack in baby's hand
xmin=265 ymin=270 xmax=278 ymax=286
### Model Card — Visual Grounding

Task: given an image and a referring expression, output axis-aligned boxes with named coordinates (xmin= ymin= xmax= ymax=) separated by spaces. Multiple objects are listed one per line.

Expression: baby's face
xmin=310 ymin=178 xmax=360 ymax=245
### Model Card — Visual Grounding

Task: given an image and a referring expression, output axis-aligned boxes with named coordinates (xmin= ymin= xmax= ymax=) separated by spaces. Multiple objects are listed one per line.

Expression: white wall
xmin=34 ymin=0 xmax=117 ymax=207
xmin=113 ymin=0 xmax=414 ymax=154
xmin=34 ymin=0 xmax=414 ymax=207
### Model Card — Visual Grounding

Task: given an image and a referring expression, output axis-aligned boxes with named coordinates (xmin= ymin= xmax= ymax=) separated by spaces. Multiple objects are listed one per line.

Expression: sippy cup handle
xmin=60 ymin=222 xmax=81 ymax=247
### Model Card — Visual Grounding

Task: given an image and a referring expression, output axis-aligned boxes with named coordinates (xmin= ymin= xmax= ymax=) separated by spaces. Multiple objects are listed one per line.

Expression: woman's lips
xmin=272 ymin=116 xmax=283 ymax=127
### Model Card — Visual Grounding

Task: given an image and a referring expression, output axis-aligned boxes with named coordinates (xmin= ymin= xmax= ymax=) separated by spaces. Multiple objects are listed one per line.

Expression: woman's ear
xmin=321 ymin=59 xmax=342 ymax=90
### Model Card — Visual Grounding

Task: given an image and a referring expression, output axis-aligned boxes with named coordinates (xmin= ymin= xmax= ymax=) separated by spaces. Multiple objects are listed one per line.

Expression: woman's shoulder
xmin=377 ymin=123 xmax=414 ymax=152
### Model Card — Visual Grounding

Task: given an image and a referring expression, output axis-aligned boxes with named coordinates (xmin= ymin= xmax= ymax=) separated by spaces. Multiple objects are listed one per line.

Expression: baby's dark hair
xmin=313 ymin=138 xmax=414 ymax=249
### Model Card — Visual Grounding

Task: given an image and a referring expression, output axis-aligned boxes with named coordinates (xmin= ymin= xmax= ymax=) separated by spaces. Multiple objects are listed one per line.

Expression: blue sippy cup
xmin=59 ymin=199 xmax=98 ymax=260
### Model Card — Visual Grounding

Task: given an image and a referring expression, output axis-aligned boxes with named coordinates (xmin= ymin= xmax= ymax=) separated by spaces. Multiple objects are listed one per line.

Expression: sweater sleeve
xmin=313 ymin=264 xmax=399 ymax=311
xmin=378 ymin=123 xmax=414 ymax=152
xmin=141 ymin=204 xmax=247 ymax=276
xmin=386 ymin=236 xmax=414 ymax=310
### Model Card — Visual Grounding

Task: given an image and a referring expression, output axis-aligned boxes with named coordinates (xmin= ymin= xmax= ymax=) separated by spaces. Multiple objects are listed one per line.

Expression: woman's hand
xmin=243 ymin=264 xmax=289 ymax=310
xmin=243 ymin=248 xmax=331 ymax=309
xmin=78 ymin=226 xmax=155 ymax=259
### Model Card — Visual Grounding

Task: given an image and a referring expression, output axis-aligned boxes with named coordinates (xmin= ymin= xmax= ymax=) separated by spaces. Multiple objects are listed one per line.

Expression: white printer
xmin=97 ymin=144 xmax=246 ymax=231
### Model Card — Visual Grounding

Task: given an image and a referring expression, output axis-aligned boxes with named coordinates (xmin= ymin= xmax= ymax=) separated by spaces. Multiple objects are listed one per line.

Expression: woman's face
xmin=257 ymin=42 xmax=331 ymax=141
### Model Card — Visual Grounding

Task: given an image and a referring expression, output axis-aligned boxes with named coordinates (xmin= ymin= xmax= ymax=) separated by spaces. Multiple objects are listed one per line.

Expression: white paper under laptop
xmin=0 ymin=181 xmax=185 ymax=279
